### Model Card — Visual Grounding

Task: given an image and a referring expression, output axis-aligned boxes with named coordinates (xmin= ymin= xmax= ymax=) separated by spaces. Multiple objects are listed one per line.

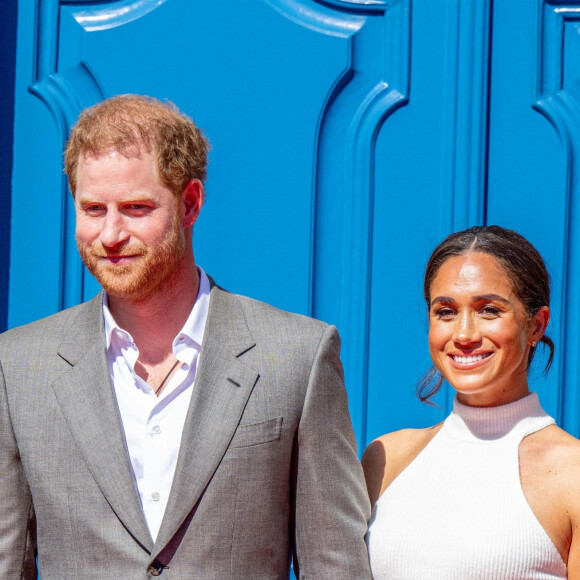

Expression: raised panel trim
xmin=534 ymin=0 xmax=580 ymax=432
xmin=311 ymin=0 xmax=410 ymax=449
xmin=318 ymin=0 xmax=397 ymax=10
xmin=441 ymin=0 xmax=492 ymax=233
xmin=68 ymin=0 xmax=170 ymax=32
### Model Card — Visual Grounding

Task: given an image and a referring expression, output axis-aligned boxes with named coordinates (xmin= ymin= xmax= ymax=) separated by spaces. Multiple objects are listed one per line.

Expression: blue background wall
xmin=5 ymin=0 xmax=580 ymax=454
xmin=0 ymin=1 xmax=17 ymax=333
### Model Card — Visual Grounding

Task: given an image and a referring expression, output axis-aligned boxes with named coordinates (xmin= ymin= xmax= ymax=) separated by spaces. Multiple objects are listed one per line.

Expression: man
xmin=0 ymin=95 xmax=371 ymax=578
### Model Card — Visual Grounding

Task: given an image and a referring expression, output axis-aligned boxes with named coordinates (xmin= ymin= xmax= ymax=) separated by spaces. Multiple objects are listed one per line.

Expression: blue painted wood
xmin=10 ymin=0 xmax=103 ymax=327
xmin=9 ymin=0 xmax=413 ymax=455
xmin=311 ymin=0 xmax=410 ymax=451
xmin=365 ymin=0 xmax=493 ymax=442
xmin=441 ymin=0 xmax=491 ymax=230
xmin=7 ymin=0 xmax=580 ymax=509
xmin=6 ymin=2 xmax=580 ymax=579
xmin=0 ymin=1 xmax=17 ymax=332
xmin=484 ymin=0 xmax=580 ymax=434
xmin=533 ymin=0 xmax=580 ymax=433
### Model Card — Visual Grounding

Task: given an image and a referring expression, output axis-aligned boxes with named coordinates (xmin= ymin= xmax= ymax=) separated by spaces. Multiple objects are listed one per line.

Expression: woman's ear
xmin=530 ymin=306 xmax=550 ymax=344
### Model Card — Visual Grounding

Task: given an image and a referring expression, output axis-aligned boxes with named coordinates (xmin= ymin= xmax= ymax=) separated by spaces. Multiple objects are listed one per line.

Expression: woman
xmin=363 ymin=225 xmax=580 ymax=579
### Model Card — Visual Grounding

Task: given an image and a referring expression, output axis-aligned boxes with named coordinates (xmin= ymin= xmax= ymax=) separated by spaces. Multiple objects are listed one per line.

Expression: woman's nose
xmin=452 ymin=311 xmax=481 ymax=346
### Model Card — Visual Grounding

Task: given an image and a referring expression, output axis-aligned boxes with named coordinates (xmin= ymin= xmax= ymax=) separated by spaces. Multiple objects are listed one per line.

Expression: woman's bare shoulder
xmin=520 ymin=424 xmax=580 ymax=564
xmin=523 ymin=425 xmax=580 ymax=515
xmin=362 ymin=423 xmax=443 ymax=507
xmin=523 ymin=424 xmax=580 ymax=465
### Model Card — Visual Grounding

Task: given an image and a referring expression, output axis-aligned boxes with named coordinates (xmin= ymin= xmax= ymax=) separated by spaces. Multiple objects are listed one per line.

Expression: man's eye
xmin=126 ymin=204 xmax=151 ymax=213
xmin=85 ymin=205 xmax=104 ymax=213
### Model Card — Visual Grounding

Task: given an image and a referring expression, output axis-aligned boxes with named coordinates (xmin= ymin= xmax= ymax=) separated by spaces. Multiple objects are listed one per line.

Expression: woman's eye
xmin=433 ymin=307 xmax=455 ymax=319
xmin=480 ymin=305 xmax=501 ymax=317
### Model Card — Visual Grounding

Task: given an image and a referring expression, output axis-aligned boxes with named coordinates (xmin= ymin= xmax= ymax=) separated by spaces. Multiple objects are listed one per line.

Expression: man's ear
xmin=530 ymin=305 xmax=550 ymax=344
xmin=181 ymin=179 xmax=203 ymax=228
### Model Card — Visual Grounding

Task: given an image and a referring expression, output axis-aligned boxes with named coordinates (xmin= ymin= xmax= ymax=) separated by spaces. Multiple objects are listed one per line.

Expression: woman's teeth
xmin=453 ymin=353 xmax=490 ymax=364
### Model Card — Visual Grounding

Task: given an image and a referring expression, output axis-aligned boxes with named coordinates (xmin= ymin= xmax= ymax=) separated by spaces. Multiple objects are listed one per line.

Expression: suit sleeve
xmin=292 ymin=325 xmax=372 ymax=579
xmin=0 ymin=360 xmax=37 ymax=579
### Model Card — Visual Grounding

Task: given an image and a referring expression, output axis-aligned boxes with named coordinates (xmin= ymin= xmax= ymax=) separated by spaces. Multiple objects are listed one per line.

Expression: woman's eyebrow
xmin=473 ymin=293 xmax=511 ymax=305
xmin=430 ymin=294 xmax=511 ymax=307
xmin=430 ymin=296 xmax=456 ymax=307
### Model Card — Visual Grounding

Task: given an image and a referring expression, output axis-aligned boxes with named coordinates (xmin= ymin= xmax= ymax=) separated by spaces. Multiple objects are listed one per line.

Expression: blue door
xmin=7 ymin=0 xmax=580 ymax=465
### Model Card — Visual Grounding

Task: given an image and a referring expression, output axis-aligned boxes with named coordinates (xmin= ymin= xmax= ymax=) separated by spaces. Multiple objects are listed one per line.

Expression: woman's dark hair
xmin=418 ymin=225 xmax=554 ymax=403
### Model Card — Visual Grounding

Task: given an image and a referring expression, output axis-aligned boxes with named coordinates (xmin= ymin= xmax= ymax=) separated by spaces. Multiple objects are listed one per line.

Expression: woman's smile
xmin=427 ymin=251 xmax=544 ymax=407
xmin=449 ymin=351 xmax=494 ymax=367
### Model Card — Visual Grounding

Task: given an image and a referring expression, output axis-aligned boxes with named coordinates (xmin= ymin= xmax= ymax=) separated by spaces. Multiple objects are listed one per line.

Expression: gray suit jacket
xmin=0 ymin=282 xmax=371 ymax=579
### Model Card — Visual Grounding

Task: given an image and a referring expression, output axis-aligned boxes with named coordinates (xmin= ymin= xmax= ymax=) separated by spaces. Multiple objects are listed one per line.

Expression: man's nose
xmin=99 ymin=210 xmax=128 ymax=247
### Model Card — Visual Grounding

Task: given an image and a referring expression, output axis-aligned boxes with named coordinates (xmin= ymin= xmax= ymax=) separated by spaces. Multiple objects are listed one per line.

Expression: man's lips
xmin=95 ymin=254 xmax=143 ymax=264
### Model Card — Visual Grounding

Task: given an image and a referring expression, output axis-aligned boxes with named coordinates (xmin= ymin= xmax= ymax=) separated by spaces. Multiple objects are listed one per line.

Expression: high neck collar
xmin=445 ymin=393 xmax=554 ymax=442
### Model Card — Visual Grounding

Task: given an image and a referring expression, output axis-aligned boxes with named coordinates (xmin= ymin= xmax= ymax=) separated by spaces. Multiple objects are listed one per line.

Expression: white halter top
xmin=366 ymin=393 xmax=567 ymax=579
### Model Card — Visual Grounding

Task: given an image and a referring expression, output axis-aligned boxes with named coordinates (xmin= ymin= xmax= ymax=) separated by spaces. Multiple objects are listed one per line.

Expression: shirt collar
xmin=103 ymin=266 xmax=211 ymax=353
xmin=172 ymin=267 xmax=210 ymax=353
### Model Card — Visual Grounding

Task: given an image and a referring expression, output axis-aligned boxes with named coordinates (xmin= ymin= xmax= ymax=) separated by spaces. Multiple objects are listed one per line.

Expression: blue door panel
xmin=0 ymin=1 xmax=17 ymax=334
xmin=485 ymin=0 xmax=580 ymax=432
xmin=365 ymin=0 xmax=493 ymax=442
xmin=11 ymin=0 xmax=416 ymax=451
xmin=311 ymin=0 xmax=411 ymax=443
xmin=534 ymin=2 xmax=580 ymax=433
xmin=10 ymin=95 xmax=71 ymax=326
xmin=14 ymin=0 xmax=361 ymax=323
xmin=8 ymin=0 xmax=580 ymax=465
xmin=486 ymin=0 xmax=567 ymax=423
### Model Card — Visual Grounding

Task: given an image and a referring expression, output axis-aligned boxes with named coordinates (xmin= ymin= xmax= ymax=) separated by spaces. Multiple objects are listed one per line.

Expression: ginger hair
xmin=65 ymin=94 xmax=209 ymax=197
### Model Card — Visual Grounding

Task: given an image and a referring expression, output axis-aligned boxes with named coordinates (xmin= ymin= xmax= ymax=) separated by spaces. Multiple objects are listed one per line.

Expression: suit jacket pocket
xmin=230 ymin=416 xmax=283 ymax=448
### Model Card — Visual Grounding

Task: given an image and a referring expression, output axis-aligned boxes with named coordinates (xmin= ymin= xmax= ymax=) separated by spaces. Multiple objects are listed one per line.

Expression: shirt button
xmin=153 ymin=425 xmax=162 ymax=434
xmin=152 ymin=492 xmax=160 ymax=502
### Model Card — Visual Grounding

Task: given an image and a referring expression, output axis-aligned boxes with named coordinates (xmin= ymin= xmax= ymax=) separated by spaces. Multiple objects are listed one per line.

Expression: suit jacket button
xmin=147 ymin=563 xmax=162 ymax=576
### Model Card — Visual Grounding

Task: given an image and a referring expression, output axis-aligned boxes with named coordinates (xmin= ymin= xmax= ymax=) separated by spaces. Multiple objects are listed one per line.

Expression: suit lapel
xmin=51 ymin=294 xmax=153 ymax=550
xmin=155 ymin=284 xmax=258 ymax=548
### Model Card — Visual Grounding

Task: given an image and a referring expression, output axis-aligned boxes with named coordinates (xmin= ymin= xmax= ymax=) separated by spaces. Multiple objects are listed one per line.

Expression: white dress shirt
xmin=103 ymin=268 xmax=211 ymax=542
